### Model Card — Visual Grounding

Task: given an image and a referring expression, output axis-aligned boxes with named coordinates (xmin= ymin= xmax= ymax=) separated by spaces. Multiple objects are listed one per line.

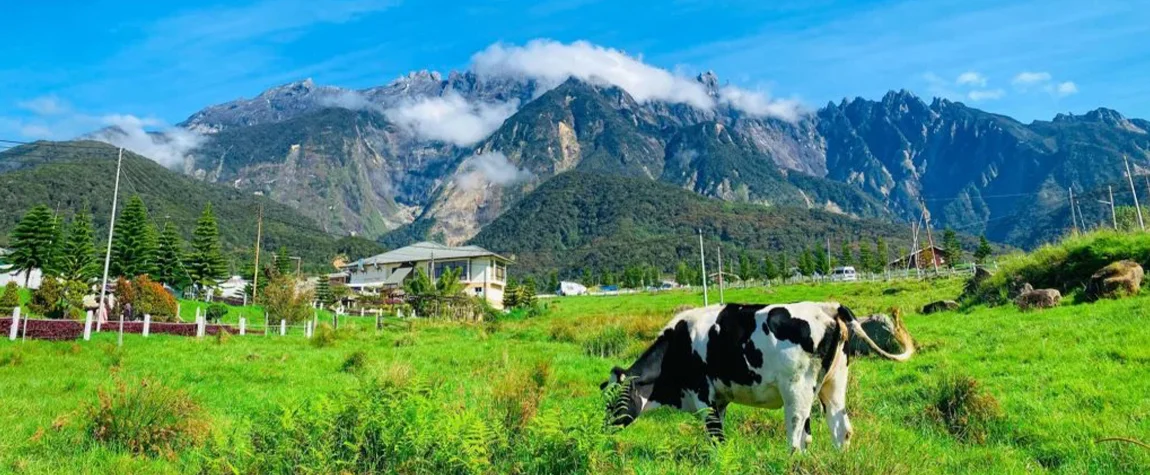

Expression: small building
xmin=889 ymin=245 xmax=948 ymax=269
xmin=0 ymin=264 xmax=42 ymax=289
xmin=217 ymin=275 xmax=249 ymax=305
xmin=342 ymin=242 xmax=511 ymax=309
xmin=327 ymin=272 xmax=350 ymax=287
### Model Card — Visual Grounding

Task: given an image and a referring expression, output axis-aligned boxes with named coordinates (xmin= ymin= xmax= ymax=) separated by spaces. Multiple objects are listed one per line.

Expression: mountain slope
xmin=0 ymin=141 xmax=382 ymax=272
xmin=468 ymin=172 xmax=914 ymax=277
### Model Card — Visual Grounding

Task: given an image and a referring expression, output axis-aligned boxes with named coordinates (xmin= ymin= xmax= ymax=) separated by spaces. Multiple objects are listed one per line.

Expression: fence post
xmin=264 ymin=313 xmax=269 ymax=336
xmin=9 ymin=307 xmax=20 ymax=341
xmin=305 ymin=321 xmax=313 ymax=338
xmin=279 ymin=319 xmax=286 ymax=336
xmin=375 ymin=311 xmax=382 ymax=331
xmin=143 ymin=314 xmax=151 ymax=337
xmin=21 ymin=307 xmax=29 ymax=342
xmin=239 ymin=317 xmax=246 ymax=336
xmin=176 ymin=303 xmax=181 ymax=322
xmin=197 ymin=313 xmax=206 ymax=338
xmin=84 ymin=310 xmax=94 ymax=341
xmin=332 ymin=312 xmax=338 ymax=330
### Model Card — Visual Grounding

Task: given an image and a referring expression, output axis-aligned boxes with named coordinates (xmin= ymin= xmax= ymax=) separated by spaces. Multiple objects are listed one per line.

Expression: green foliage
xmin=0 ymin=281 xmax=19 ymax=314
xmin=205 ymin=303 xmax=228 ymax=323
xmin=975 ymin=235 xmax=993 ymax=263
xmin=404 ymin=267 xmax=434 ymax=296
xmin=674 ymin=261 xmax=700 ymax=286
xmin=814 ymin=247 xmax=830 ymax=275
xmin=876 ymin=237 xmax=890 ymax=271
xmin=839 ymin=241 xmax=854 ymax=268
xmin=581 ymin=327 xmax=629 ymax=358
xmin=58 ymin=211 xmax=98 ymax=281
xmin=263 ymin=275 xmax=314 ymax=324
xmin=797 ymin=247 xmax=815 ymax=276
xmin=7 ymin=204 xmax=58 ymax=285
xmin=274 ymin=246 xmax=293 ymax=277
xmin=188 ymin=203 xmax=227 ymax=289
xmin=923 ymin=374 xmax=1003 ymax=444
xmin=943 ymin=228 xmax=963 ymax=266
xmin=503 ymin=279 xmax=520 ymax=309
xmin=154 ymin=222 xmax=189 ymax=290
xmin=84 ymin=377 xmax=209 ymax=456
xmin=111 ymin=195 xmax=158 ymax=279
xmin=737 ymin=253 xmax=757 ymax=281
xmin=858 ymin=242 xmax=875 ymax=274
xmin=310 ymin=323 xmax=337 ymax=348
xmin=314 ymin=279 xmax=334 ymax=308
xmin=132 ymin=275 xmax=178 ymax=322
xmin=29 ymin=277 xmax=66 ymax=318
xmin=1114 ymin=206 xmax=1146 ymax=232
xmin=761 ymin=254 xmax=779 ymax=281
xmin=340 ymin=350 xmax=368 ymax=374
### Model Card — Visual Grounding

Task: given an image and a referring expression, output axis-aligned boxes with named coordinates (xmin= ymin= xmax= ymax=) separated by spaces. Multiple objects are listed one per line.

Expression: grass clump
xmin=310 ymin=323 xmax=337 ymax=348
xmin=340 ymin=350 xmax=368 ymax=374
xmin=84 ymin=378 xmax=209 ymax=456
xmin=491 ymin=360 xmax=551 ymax=434
xmin=923 ymin=374 xmax=1003 ymax=444
xmin=581 ymin=327 xmax=629 ymax=358
xmin=548 ymin=320 xmax=577 ymax=342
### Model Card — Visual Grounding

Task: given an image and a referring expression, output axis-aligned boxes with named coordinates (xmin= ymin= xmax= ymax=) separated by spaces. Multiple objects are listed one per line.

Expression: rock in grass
xmin=921 ymin=300 xmax=959 ymax=314
xmin=1015 ymin=289 xmax=1061 ymax=311
xmin=1085 ymin=260 xmax=1144 ymax=301
xmin=847 ymin=314 xmax=904 ymax=355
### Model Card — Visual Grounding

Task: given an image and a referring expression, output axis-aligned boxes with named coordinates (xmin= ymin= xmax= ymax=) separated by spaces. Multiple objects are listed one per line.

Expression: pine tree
xmin=546 ymin=271 xmax=560 ymax=294
xmin=776 ymin=251 xmax=789 ymax=279
xmin=315 ymin=278 xmax=334 ymax=307
xmin=839 ymin=242 xmax=854 ymax=268
xmin=798 ymin=247 xmax=815 ymax=277
xmin=0 ymin=281 xmax=20 ymax=313
xmin=762 ymin=254 xmax=779 ymax=281
xmin=974 ymin=235 xmax=993 ymax=264
xmin=875 ymin=238 xmax=889 ymax=273
xmin=813 ymin=247 xmax=830 ymax=276
xmin=275 ymin=246 xmax=293 ymax=276
xmin=738 ymin=253 xmax=756 ymax=281
xmin=154 ymin=222 xmax=189 ymax=290
xmin=503 ymin=278 xmax=520 ymax=308
xmin=110 ymin=195 xmax=158 ymax=278
xmin=58 ymin=211 xmax=98 ymax=281
xmin=8 ymin=205 xmax=58 ymax=286
xmin=188 ymin=203 xmax=227 ymax=289
xmin=580 ymin=268 xmax=593 ymax=286
xmin=942 ymin=228 xmax=962 ymax=267
xmin=857 ymin=243 xmax=874 ymax=276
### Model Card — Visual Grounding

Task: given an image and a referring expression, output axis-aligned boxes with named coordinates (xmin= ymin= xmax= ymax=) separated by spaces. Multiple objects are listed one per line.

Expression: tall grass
xmin=83 ymin=378 xmax=209 ymax=456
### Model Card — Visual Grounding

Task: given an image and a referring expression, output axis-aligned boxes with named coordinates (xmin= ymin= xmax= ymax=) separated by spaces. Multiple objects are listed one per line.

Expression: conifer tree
xmin=974 ymin=235 xmax=993 ymax=264
xmin=111 ymin=195 xmax=157 ymax=278
xmin=8 ymin=205 xmax=58 ymax=286
xmin=155 ymin=222 xmax=189 ymax=289
xmin=188 ymin=203 xmax=227 ymax=289
xmin=58 ymin=211 xmax=98 ymax=281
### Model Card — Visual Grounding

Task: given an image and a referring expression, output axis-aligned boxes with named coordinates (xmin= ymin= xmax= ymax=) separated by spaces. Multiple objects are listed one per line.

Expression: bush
xmin=132 ymin=275 xmax=177 ymax=321
xmin=113 ymin=277 xmax=136 ymax=317
xmin=84 ymin=378 xmax=210 ymax=456
xmin=29 ymin=277 xmax=65 ymax=319
xmin=581 ymin=327 xmax=629 ymax=358
xmin=311 ymin=323 xmax=337 ymax=348
xmin=924 ymin=374 xmax=1003 ymax=444
xmin=340 ymin=351 xmax=368 ymax=373
xmin=263 ymin=275 xmax=314 ymax=324
xmin=205 ymin=303 xmax=228 ymax=323
xmin=0 ymin=281 xmax=20 ymax=314
xmin=491 ymin=361 xmax=551 ymax=434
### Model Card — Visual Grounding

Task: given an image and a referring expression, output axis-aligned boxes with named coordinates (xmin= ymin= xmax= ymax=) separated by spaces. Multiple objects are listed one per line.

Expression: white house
xmin=0 ymin=265 xmax=42 ymax=289
xmin=342 ymin=242 xmax=512 ymax=309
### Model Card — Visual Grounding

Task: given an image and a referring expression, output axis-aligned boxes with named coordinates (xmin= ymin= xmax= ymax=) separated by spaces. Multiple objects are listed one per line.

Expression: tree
xmin=776 ymin=251 xmax=789 ymax=280
xmin=110 ymin=195 xmax=157 ymax=278
xmin=839 ymin=242 xmax=854 ymax=268
xmin=738 ymin=253 xmax=757 ymax=282
xmin=0 ymin=281 xmax=20 ymax=314
xmin=435 ymin=267 xmax=465 ymax=296
xmin=675 ymin=261 xmax=698 ymax=286
xmin=762 ymin=254 xmax=779 ymax=282
xmin=798 ymin=247 xmax=816 ymax=277
xmin=188 ymin=203 xmax=228 ymax=291
xmin=857 ymin=243 xmax=874 ymax=275
xmin=875 ymin=238 xmax=889 ymax=273
xmin=813 ymin=247 xmax=830 ymax=276
xmin=404 ymin=267 xmax=434 ymax=296
xmin=29 ymin=277 xmax=66 ymax=318
xmin=275 ymin=246 xmax=293 ymax=277
xmin=942 ymin=228 xmax=962 ymax=267
xmin=8 ymin=205 xmax=59 ymax=286
xmin=58 ymin=211 xmax=98 ymax=281
xmin=546 ymin=271 xmax=560 ymax=295
xmin=580 ymin=268 xmax=593 ymax=286
xmin=154 ymin=222 xmax=189 ymax=290
xmin=315 ymin=278 xmax=334 ymax=308
xmin=974 ymin=235 xmax=993 ymax=264
xmin=503 ymin=279 xmax=520 ymax=309
xmin=1115 ymin=206 xmax=1146 ymax=232
xmin=263 ymin=274 xmax=314 ymax=324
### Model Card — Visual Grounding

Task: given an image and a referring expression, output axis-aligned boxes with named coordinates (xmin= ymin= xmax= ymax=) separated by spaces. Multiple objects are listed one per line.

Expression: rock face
xmin=847 ymin=314 xmax=905 ymax=356
xmin=1015 ymin=289 xmax=1062 ymax=310
xmin=921 ymin=300 xmax=959 ymax=314
xmin=960 ymin=266 xmax=994 ymax=300
xmin=1086 ymin=260 xmax=1144 ymax=301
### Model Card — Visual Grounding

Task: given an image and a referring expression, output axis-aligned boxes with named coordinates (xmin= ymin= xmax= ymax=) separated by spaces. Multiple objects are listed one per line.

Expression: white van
xmin=830 ymin=266 xmax=858 ymax=282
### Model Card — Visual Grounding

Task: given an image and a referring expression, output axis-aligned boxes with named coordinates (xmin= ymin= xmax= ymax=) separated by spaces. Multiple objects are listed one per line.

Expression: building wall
xmin=345 ymin=256 xmax=509 ymax=308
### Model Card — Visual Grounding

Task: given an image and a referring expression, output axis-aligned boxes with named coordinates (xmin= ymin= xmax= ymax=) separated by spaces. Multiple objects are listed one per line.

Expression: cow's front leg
xmin=782 ymin=378 xmax=815 ymax=453
xmin=704 ymin=403 xmax=728 ymax=443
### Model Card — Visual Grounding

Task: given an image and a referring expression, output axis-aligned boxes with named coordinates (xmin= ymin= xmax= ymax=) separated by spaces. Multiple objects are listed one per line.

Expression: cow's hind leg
xmin=781 ymin=378 xmax=815 ymax=453
xmin=704 ymin=403 xmax=728 ymax=443
xmin=818 ymin=355 xmax=853 ymax=450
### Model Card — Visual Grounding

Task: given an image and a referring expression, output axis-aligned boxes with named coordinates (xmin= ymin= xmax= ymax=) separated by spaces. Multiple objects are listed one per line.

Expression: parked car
xmin=830 ymin=266 xmax=858 ymax=282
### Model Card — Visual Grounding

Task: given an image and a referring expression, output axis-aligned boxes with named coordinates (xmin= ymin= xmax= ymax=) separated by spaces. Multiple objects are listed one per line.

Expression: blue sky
xmin=2 ymin=0 xmax=1147 ymax=140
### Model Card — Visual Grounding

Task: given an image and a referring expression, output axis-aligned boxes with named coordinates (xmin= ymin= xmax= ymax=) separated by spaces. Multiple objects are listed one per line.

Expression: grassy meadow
xmin=1 ymin=278 xmax=1149 ymax=474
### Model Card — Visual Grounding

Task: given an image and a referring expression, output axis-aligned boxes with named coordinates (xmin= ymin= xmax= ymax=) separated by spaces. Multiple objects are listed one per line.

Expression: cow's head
xmin=600 ymin=328 xmax=677 ymax=426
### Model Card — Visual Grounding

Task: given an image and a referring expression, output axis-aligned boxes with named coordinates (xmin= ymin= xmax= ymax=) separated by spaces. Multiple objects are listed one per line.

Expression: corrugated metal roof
xmin=346 ymin=242 xmax=510 ymax=268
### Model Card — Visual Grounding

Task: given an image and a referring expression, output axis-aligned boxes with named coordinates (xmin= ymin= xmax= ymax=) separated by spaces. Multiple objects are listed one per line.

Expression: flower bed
xmin=0 ymin=318 xmax=84 ymax=340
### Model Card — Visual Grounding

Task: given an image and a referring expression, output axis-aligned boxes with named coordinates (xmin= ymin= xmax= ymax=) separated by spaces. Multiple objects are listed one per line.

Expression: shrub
xmin=491 ymin=361 xmax=551 ymax=434
xmin=581 ymin=327 xmax=629 ymax=358
xmin=29 ymin=277 xmax=65 ymax=318
xmin=132 ymin=275 xmax=177 ymax=321
xmin=263 ymin=275 xmax=314 ymax=324
xmin=0 ymin=281 xmax=20 ymax=314
xmin=84 ymin=378 xmax=210 ymax=456
xmin=311 ymin=323 xmax=337 ymax=348
xmin=113 ymin=277 xmax=136 ymax=317
xmin=205 ymin=303 xmax=228 ymax=323
xmin=924 ymin=374 xmax=1003 ymax=444
xmin=340 ymin=351 xmax=368 ymax=374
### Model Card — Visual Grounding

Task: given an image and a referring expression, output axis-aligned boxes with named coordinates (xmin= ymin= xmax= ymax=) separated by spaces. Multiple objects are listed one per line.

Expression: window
xmin=494 ymin=261 xmax=506 ymax=281
xmin=433 ymin=260 xmax=469 ymax=280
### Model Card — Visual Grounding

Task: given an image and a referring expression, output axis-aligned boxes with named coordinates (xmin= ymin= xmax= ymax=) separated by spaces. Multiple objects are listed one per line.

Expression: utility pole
xmin=1069 ymin=187 xmax=1079 ymax=234
xmin=698 ymin=229 xmax=709 ymax=306
xmin=921 ymin=202 xmax=940 ymax=273
xmin=91 ymin=148 xmax=122 ymax=343
xmin=825 ymin=236 xmax=832 ymax=279
xmin=1123 ymin=155 xmax=1145 ymax=231
xmin=1102 ymin=186 xmax=1117 ymax=229
xmin=252 ymin=203 xmax=263 ymax=304
xmin=716 ymin=245 xmax=725 ymax=305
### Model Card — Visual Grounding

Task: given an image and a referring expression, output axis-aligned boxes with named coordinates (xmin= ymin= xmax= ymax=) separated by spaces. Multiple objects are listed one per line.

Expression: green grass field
xmin=1 ymin=278 xmax=1148 ymax=474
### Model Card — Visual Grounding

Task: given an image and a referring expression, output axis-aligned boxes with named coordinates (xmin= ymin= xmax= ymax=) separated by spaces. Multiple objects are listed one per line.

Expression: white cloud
xmin=386 ymin=92 xmax=518 ymax=147
xmin=922 ymin=72 xmax=960 ymax=99
xmin=90 ymin=115 xmax=206 ymax=168
xmin=955 ymin=71 xmax=987 ymax=87
xmin=1053 ymin=81 xmax=1078 ymax=97
xmin=471 ymin=39 xmax=801 ymax=121
xmin=1012 ymin=71 xmax=1052 ymax=87
xmin=454 ymin=152 xmax=533 ymax=190
xmin=320 ymin=90 xmax=383 ymax=113
xmin=967 ymin=89 xmax=1005 ymax=101
xmin=17 ymin=96 xmax=69 ymax=116
xmin=718 ymin=87 xmax=803 ymax=121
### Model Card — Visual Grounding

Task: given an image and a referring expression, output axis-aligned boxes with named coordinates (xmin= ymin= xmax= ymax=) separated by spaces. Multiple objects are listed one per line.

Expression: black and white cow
xmin=601 ymin=302 xmax=913 ymax=452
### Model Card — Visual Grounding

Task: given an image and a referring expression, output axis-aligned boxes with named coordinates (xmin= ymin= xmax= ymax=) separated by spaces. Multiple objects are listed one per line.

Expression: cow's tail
xmin=837 ymin=304 xmax=915 ymax=362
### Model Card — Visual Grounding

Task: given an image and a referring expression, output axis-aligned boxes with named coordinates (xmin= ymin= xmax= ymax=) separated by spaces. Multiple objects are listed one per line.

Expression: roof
xmin=346 ymin=242 xmax=510 ymax=268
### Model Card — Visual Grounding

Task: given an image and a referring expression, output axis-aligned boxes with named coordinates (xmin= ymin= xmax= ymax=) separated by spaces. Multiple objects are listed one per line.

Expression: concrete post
xmin=279 ymin=319 xmax=286 ymax=336
xmin=8 ymin=307 xmax=20 ymax=341
xmin=239 ymin=317 xmax=246 ymax=336
xmin=305 ymin=321 xmax=313 ymax=338
xmin=142 ymin=314 xmax=151 ymax=337
xmin=84 ymin=310 xmax=94 ymax=341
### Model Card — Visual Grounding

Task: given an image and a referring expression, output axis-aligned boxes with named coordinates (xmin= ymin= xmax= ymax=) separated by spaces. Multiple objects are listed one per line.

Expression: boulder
xmin=921 ymin=300 xmax=959 ymax=314
xmin=1015 ymin=289 xmax=1061 ymax=311
xmin=847 ymin=314 xmax=906 ymax=356
xmin=1085 ymin=260 xmax=1144 ymax=301
xmin=961 ymin=267 xmax=993 ymax=297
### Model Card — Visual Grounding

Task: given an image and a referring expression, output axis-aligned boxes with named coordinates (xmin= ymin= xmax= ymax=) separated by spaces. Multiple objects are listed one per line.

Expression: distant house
xmin=0 ymin=262 xmax=42 ymax=289
xmin=342 ymin=242 xmax=511 ymax=309
xmin=327 ymin=272 xmax=350 ymax=287
xmin=889 ymin=245 xmax=948 ymax=269
xmin=217 ymin=275 xmax=249 ymax=305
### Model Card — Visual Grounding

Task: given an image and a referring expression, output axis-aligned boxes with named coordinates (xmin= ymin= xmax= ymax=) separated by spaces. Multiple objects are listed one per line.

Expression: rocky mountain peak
xmin=696 ymin=71 xmax=720 ymax=92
